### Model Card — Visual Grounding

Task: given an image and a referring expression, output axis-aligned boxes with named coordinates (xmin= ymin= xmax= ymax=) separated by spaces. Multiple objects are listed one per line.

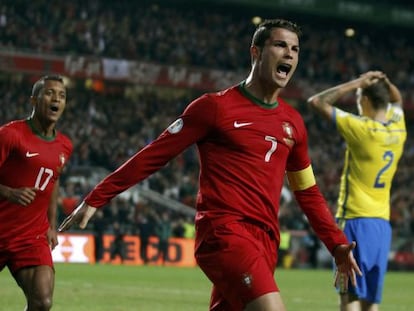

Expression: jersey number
xmin=374 ymin=151 xmax=394 ymax=188
xmin=265 ymin=135 xmax=278 ymax=162
xmin=35 ymin=167 xmax=54 ymax=191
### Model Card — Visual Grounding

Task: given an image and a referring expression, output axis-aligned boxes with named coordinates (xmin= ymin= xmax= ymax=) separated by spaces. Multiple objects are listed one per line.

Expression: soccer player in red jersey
xmin=0 ymin=75 xmax=73 ymax=311
xmin=59 ymin=19 xmax=361 ymax=310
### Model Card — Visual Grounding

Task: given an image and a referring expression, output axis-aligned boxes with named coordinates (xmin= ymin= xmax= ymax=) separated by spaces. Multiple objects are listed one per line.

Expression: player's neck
xmin=364 ymin=101 xmax=388 ymax=123
xmin=371 ymin=110 xmax=387 ymax=123
xmin=240 ymin=81 xmax=279 ymax=109
xmin=243 ymin=76 xmax=281 ymax=105
xmin=27 ymin=117 xmax=56 ymax=138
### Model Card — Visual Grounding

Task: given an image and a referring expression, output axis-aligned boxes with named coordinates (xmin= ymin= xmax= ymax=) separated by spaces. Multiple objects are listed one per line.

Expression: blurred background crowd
xmin=0 ymin=0 xmax=413 ymax=268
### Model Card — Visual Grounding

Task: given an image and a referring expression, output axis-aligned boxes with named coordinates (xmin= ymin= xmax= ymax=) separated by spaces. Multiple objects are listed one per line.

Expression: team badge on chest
xmin=282 ymin=122 xmax=294 ymax=147
xmin=56 ymin=153 xmax=66 ymax=173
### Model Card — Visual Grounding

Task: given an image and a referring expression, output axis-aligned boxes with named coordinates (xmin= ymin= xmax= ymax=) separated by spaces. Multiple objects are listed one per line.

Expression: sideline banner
xmin=53 ymin=233 xmax=95 ymax=263
xmin=53 ymin=233 xmax=196 ymax=267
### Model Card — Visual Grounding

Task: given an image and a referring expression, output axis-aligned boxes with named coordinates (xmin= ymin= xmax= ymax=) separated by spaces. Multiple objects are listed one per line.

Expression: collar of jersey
xmin=238 ymin=81 xmax=279 ymax=109
xmin=26 ymin=118 xmax=56 ymax=141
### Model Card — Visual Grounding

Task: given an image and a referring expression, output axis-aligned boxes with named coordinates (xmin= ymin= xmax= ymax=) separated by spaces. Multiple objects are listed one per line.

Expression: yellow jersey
xmin=334 ymin=104 xmax=406 ymax=220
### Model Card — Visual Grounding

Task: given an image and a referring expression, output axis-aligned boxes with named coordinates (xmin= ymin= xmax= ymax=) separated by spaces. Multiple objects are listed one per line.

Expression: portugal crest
xmin=282 ymin=122 xmax=294 ymax=147
xmin=56 ymin=153 xmax=66 ymax=173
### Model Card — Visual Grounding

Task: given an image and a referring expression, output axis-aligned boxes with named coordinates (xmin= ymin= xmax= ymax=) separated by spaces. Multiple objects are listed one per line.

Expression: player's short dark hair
xmin=362 ymin=78 xmax=390 ymax=109
xmin=251 ymin=19 xmax=302 ymax=48
xmin=31 ymin=75 xmax=65 ymax=98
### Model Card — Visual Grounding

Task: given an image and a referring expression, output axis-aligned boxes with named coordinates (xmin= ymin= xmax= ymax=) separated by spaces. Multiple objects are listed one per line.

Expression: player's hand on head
xmin=333 ymin=241 xmax=362 ymax=289
xmin=359 ymin=71 xmax=385 ymax=88
xmin=58 ymin=201 xmax=97 ymax=232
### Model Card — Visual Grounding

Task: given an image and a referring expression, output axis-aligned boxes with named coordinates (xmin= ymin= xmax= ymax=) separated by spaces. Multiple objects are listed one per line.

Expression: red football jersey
xmin=85 ymin=85 xmax=311 ymax=243
xmin=0 ymin=120 xmax=72 ymax=246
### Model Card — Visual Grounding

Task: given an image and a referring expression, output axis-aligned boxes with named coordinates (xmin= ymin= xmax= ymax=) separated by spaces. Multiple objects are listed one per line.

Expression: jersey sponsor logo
xmin=26 ymin=151 xmax=40 ymax=157
xmin=233 ymin=121 xmax=253 ymax=128
xmin=167 ymin=118 xmax=183 ymax=134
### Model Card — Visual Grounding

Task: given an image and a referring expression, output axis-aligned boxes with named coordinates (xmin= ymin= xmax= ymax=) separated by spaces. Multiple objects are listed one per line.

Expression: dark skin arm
xmin=0 ymin=180 xmax=58 ymax=250
xmin=0 ymin=184 xmax=38 ymax=206
xmin=47 ymin=180 xmax=60 ymax=250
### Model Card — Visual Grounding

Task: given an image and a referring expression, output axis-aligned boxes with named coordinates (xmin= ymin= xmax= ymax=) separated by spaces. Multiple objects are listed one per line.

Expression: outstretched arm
xmin=58 ymin=201 xmax=97 ymax=231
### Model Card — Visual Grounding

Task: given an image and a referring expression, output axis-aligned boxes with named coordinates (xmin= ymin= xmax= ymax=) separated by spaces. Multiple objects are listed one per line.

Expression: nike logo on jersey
xmin=26 ymin=151 xmax=39 ymax=157
xmin=234 ymin=121 xmax=253 ymax=128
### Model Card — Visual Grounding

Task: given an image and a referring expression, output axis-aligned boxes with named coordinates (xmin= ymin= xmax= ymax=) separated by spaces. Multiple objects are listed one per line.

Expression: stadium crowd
xmin=0 ymin=0 xmax=413 ymax=264
xmin=1 ymin=1 xmax=414 ymax=95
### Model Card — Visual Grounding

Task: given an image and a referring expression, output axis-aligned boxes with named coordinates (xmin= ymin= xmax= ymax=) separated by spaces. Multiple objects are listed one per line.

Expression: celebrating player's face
xmin=258 ymin=28 xmax=299 ymax=89
xmin=34 ymin=80 xmax=67 ymax=124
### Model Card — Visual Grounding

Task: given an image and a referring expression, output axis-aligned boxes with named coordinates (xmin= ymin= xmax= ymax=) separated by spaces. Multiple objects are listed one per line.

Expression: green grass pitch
xmin=1 ymin=264 xmax=412 ymax=310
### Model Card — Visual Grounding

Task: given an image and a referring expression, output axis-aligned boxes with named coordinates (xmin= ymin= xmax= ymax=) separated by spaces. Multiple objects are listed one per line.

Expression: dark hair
xmin=251 ymin=19 xmax=302 ymax=48
xmin=362 ymin=78 xmax=390 ymax=109
xmin=31 ymin=75 xmax=65 ymax=97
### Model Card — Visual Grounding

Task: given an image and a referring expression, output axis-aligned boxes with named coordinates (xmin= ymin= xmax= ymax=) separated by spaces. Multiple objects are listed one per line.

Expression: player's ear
xmin=362 ymin=95 xmax=371 ymax=106
xmin=251 ymin=45 xmax=260 ymax=59
xmin=29 ymin=96 xmax=37 ymax=108
xmin=250 ymin=45 xmax=262 ymax=66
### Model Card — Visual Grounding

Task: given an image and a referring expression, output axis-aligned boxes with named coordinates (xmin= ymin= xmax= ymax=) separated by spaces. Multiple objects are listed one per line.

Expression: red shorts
xmin=195 ymin=220 xmax=279 ymax=311
xmin=0 ymin=234 xmax=53 ymax=275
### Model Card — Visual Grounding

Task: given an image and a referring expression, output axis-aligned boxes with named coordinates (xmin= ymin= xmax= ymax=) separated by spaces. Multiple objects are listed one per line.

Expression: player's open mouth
xmin=50 ymin=105 xmax=59 ymax=112
xmin=276 ymin=63 xmax=292 ymax=78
